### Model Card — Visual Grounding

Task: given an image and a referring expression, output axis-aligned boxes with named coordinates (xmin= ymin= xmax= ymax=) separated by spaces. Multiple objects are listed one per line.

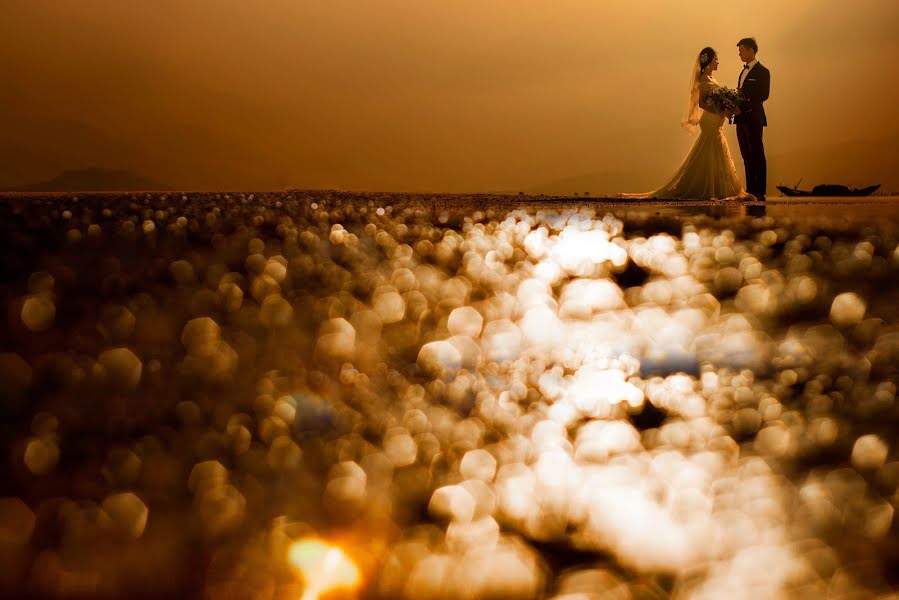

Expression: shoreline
xmin=2 ymin=189 xmax=898 ymax=208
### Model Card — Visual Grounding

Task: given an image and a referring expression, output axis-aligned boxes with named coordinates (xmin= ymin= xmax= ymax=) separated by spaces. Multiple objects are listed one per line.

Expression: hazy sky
xmin=2 ymin=0 xmax=898 ymax=192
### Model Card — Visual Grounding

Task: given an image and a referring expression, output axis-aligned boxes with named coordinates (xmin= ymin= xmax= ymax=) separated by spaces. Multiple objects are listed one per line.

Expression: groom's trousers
xmin=737 ymin=122 xmax=767 ymax=198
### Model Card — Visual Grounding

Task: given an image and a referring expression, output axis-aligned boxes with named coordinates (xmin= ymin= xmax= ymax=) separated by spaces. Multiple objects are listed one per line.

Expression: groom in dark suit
xmin=734 ymin=37 xmax=770 ymax=201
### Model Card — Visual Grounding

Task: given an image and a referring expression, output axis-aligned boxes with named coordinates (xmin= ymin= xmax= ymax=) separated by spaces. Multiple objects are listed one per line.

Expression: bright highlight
xmin=288 ymin=538 xmax=362 ymax=600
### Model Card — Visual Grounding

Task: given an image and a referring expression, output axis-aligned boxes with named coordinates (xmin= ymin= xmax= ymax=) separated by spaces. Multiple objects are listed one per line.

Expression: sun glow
xmin=288 ymin=538 xmax=362 ymax=600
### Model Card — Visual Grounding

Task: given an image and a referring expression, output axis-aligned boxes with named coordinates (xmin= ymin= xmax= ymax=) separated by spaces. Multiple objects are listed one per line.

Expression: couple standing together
xmin=627 ymin=37 xmax=770 ymax=201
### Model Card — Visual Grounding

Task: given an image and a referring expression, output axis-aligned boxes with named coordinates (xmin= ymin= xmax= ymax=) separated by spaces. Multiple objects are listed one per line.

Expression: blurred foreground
xmin=2 ymin=191 xmax=899 ymax=599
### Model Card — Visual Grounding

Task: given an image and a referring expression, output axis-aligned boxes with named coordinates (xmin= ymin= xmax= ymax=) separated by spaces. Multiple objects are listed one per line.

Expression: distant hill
xmin=9 ymin=168 xmax=170 ymax=192
xmin=521 ymin=135 xmax=899 ymax=197
xmin=519 ymin=166 xmax=671 ymax=197
xmin=767 ymin=135 xmax=899 ymax=195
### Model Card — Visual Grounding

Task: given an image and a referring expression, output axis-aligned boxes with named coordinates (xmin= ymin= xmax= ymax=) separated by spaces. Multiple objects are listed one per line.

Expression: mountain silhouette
xmin=9 ymin=168 xmax=170 ymax=192
xmin=520 ymin=135 xmax=899 ymax=197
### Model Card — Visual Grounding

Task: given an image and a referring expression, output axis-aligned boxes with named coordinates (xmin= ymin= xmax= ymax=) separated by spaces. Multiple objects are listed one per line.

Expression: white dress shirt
xmin=739 ymin=59 xmax=759 ymax=88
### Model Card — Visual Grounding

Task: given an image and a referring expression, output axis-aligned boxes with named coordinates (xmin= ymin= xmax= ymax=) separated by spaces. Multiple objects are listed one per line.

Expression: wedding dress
xmin=624 ymin=74 xmax=754 ymax=201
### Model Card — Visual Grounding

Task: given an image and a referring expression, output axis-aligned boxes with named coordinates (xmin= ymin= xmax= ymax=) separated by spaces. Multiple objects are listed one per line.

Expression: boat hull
xmin=777 ymin=184 xmax=880 ymax=197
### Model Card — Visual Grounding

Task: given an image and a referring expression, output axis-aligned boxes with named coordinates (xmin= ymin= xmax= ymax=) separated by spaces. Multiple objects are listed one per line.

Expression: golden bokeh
xmin=1 ymin=192 xmax=898 ymax=598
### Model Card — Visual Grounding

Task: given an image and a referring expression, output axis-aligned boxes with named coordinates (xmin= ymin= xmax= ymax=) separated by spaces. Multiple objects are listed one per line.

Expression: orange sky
xmin=2 ymin=0 xmax=898 ymax=193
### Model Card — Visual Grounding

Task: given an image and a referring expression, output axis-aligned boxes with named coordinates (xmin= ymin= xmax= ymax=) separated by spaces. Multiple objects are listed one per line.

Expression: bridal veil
xmin=681 ymin=57 xmax=702 ymax=135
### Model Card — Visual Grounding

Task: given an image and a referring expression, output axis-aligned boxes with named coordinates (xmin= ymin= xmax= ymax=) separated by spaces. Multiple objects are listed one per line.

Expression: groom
xmin=734 ymin=37 xmax=770 ymax=201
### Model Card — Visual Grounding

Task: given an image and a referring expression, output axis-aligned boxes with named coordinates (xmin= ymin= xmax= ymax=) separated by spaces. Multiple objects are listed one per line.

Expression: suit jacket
xmin=735 ymin=62 xmax=770 ymax=127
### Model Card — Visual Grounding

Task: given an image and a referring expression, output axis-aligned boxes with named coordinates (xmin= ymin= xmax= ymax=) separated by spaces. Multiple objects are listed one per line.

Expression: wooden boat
xmin=776 ymin=183 xmax=881 ymax=197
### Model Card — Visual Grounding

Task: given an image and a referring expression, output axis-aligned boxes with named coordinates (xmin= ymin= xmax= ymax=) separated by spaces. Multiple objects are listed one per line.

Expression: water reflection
xmin=0 ymin=191 xmax=898 ymax=599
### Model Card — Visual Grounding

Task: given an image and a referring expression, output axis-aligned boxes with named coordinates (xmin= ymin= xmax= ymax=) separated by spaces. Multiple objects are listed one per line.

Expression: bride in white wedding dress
xmin=624 ymin=47 xmax=754 ymax=201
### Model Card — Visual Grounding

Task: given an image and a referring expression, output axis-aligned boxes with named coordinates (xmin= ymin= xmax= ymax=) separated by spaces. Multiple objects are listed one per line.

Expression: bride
xmin=624 ymin=47 xmax=754 ymax=201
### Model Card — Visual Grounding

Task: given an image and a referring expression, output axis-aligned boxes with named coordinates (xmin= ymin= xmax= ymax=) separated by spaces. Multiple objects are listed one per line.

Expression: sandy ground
xmin=6 ymin=189 xmax=899 ymax=216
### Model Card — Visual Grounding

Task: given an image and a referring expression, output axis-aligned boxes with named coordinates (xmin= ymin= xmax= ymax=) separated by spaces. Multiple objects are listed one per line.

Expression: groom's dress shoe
xmin=756 ymin=194 xmax=766 ymax=202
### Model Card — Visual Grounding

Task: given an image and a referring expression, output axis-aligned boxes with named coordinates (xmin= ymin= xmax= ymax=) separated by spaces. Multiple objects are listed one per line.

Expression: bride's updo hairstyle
xmin=698 ymin=47 xmax=716 ymax=74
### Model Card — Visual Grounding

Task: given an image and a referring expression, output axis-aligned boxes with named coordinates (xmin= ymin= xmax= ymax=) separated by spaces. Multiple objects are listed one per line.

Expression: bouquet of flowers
xmin=705 ymin=86 xmax=743 ymax=115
